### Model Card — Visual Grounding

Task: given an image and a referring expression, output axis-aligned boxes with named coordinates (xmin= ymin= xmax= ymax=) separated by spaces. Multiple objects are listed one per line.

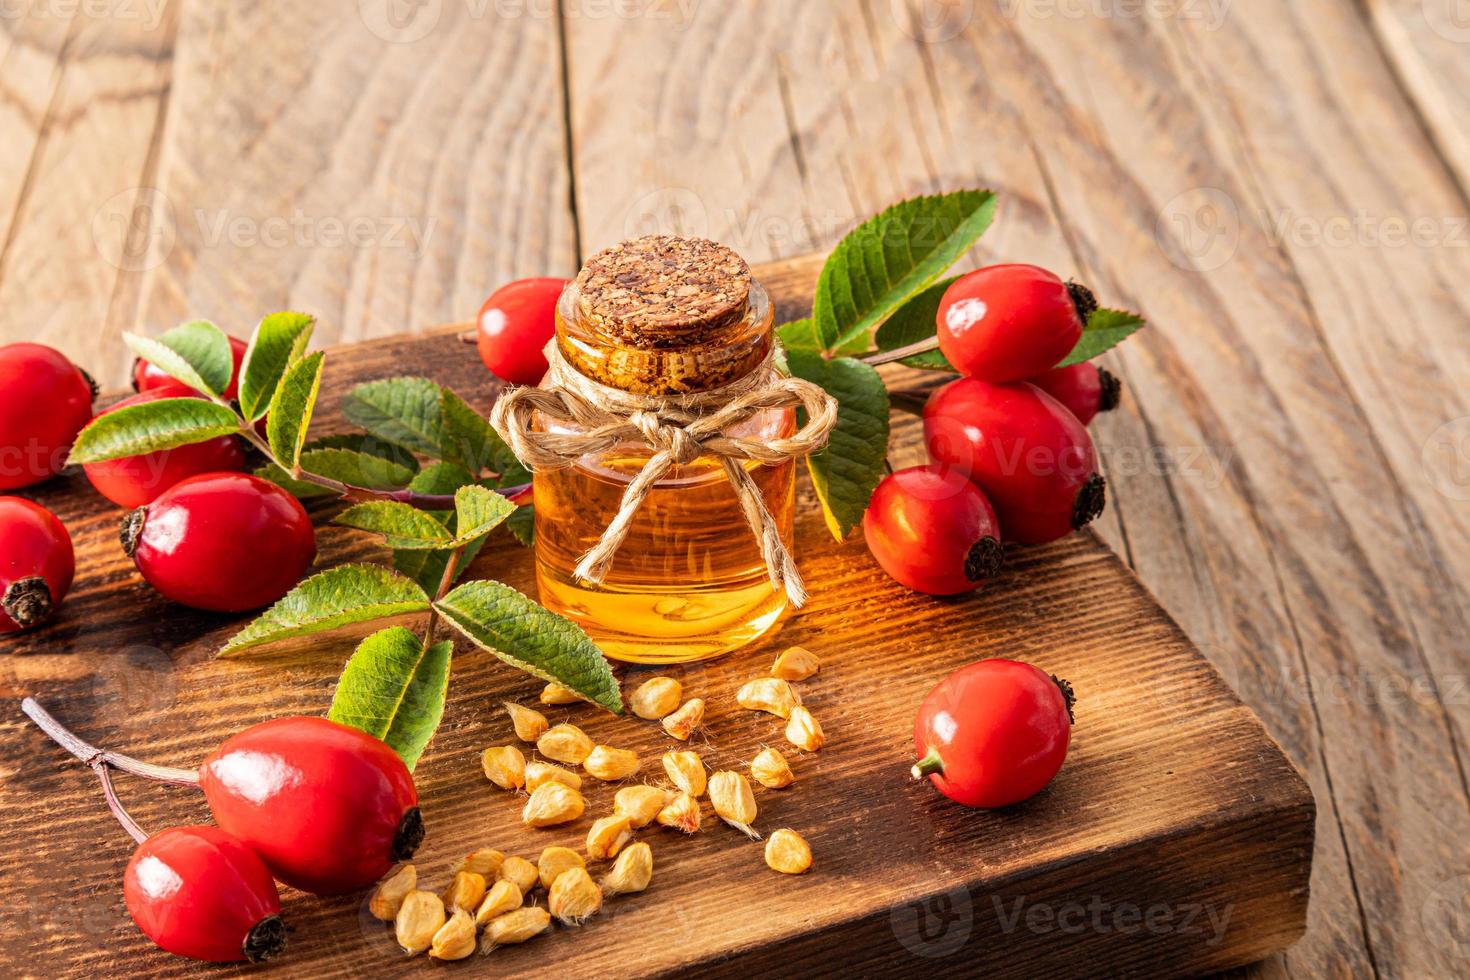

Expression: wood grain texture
xmin=0 ymin=255 xmax=1311 ymax=977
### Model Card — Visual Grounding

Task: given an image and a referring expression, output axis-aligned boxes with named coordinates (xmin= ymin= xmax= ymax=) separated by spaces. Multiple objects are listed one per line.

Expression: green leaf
xmin=342 ymin=377 xmax=445 ymax=457
xmin=335 ymin=500 xmax=454 ymax=550
xmin=68 ymin=398 xmax=241 ymax=464
xmin=266 ymin=351 xmax=325 ymax=469
xmin=441 ymin=387 xmax=512 ymax=472
xmin=504 ymin=502 xmax=535 ymax=547
xmin=307 ymin=433 xmax=419 ymax=472
xmin=301 ymin=448 xmax=416 ymax=489
xmin=814 ymin=190 xmax=996 ymax=355
xmin=392 ymin=538 xmax=482 ymax=596
xmin=777 ymin=318 xmax=822 ymax=353
xmin=238 ymin=312 xmax=315 ymax=420
xmin=872 ymin=276 xmax=957 ymax=370
xmin=785 ymin=351 xmax=891 ymax=540
xmin=1058 ymin=307 xmax=1145 ymax=367
xmin=220 ymin=564 xmax=432 ymax=656
xmin=124 ymin=320 xmax=234 ymax=397
xmin=328 ymin=626 xmax=452 ymax=769
xmin=435 ymin=580 xmax=621 ymax=712
xmin=453 ymin=485 xmax=516 ymax=545
xmin=408 ymin=461 xmax=476 ymax=498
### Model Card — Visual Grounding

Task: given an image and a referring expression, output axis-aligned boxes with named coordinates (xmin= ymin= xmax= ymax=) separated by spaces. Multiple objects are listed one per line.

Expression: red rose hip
xmin=124 ymin=826 xmax=285 ymax=963
xmin=198 ymin=716 xmax=421 ymax=895
xmin=0 ymin=497 xmax=74 ymax=632
xmin=0 ymin=343 xmax=95 ymax=490
xmin=83 ymin=391 xmax=247 ymax=508
xmin=913 ymin=659 xmax=1074 ymax=808
xmin=134 ymin=334 xmax=248 ymax=399
xmin=863 ymin=465 xmax=1003 ymax=596
xmin=122 ymin=472 xmax=315 ymax=611
xmin=936 ymin=264 xmax=1093 ymax=382
xmin=924 ymin=378 xmax=1106 ymax=544
xmin=1027 ymin=361 xmax=1121 ymax=425
xmin=476 ymin=276 xmax=570 ymax=385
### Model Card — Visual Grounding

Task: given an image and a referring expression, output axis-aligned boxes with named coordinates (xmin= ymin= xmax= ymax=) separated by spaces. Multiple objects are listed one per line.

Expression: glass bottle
xmin=532 ymin=236 xmax=795 ymax=664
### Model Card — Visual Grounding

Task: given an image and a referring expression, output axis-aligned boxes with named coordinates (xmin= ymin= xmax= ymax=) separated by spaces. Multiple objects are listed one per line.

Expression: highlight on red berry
xmin=1028 ymin=361 xmax=1121 ymax=426
xmin=863 ymin=465 xmax=1003 ymax=596
xmin=936 ymin=264 xmax=1093 ymax=383
xmin=0 ymin=343 xmax=96 ymax=490
xmin=134 ymin=334 xmax=248 ymax=399
xmin=0 ymin=497 xmax=75 ymax=632
xmin=476 ymin=276 xmax=571 ymax=385
xmin=83 ymin=391 xmax=248 ymax=509
xmin=923 ymin=377 xmax=1106 ymax=544
xmin=121 ymin=472 xmax=316 ymax=612
xmin=912 ymin=659 xmax=1074 ymax=808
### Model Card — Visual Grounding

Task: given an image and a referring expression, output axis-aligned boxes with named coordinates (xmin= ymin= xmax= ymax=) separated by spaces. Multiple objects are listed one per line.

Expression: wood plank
xmin=0 ymin=254 xmax=1311 ymax=977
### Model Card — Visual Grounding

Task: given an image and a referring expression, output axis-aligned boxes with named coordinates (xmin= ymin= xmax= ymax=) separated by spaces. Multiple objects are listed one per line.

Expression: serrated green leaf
xmin=504 ymin=501 xmax=535 ymax=547
xmin=238 ymin=312 xmax=315 ymax=420
xmin=815 ymin=190 xmax=996 ymax=355
xmin=434 ymin=580 xmax=621 ymax=712
xmin=391 ymin=538 xmax=484 ymax=596
xmin=306 ymin=433 xmax=419 ymax=472
xmin=408 ymin=461 xmax=476 ymax=497
xmin=453 ymin=485 xmax=516 ymax=545
xmin=266 ymin=351 xmax=325 ymax=469
xmin=124 ymin=320 xmax=234 ymax=396
xmin=872 ymin=276 xmax=958 ymax=370
xmin=777 ymin=318 xmax=822 ymax=353
xmin=1058 ymin=307 xmax=1145 ymax=367
xmin=68 ymin=398 xmax=241 ymax=464
xmin=342 ymin=377 xmax=444 ymax=457
xmin=441 ymin=387 xmax=511 ymax=473
xmin=328 ymin=626 xmax=452 ymax=769
xmin=220 ymin=564 xmax=432 ymax=656
xmin=786 ymin=351 xmax=890 ymax=540
xmin=301 ymin=448 xmax=416 ymax=489
xmin=335 ymin=500 xmax=454 ymax=550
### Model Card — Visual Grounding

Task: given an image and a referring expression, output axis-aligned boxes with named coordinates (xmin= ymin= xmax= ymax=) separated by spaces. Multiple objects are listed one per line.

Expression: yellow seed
xmin=737 ymin=677 xmax=801 ymax=719
xmin=548 ymin=866 xmax=602 ymax=924
xmin=503 ymin=701 xmax=549 ymax=742
xmin=764 ymin=828 xmax=813 ymax=874
xmin=474 ymin=879 xmax=522 ymax=927
xmin=537 ymin=846 xmax=587 ymax=891
xmin=662 ymin=750 xmax=707 ymax=797
xmin=452 ymin=848 xmax=505 ymax=879
xmin=441 ymin=871 xmax=487 ymax=913
xmin=785 ymin=706 xmax=825 ymax=752
xmin=629 ymin=676 xmax=683 ymax=719
xmin=540 ymin=682 xmax=582 ymax=705
xmin=613 ymin=785 xmax=671 ymax=828
xmin=478 ymin=906 xmax=550 ymax=953
xmin=655 ymin=792 xmax=703 ymax=834
xmin=661 ymin=698 xmax=705 ymax=740
xmin=750 ymin=746 xmax=795 ymax=789
xmin=582 ymin=744 xmax=641 ymax=781
xmin=585 ymin=814 xmax=635 ymax=860
xmin=771 ymin=645 xmax=820 ymax=681
xmin=429 ymin=909 xmax=477 ymax=961
xmin=600 ymin=841 xmax=653 ymax=896
xmin=369 ymin=863 xmax=416 ymax=921
xmin=521 ymin=781 xmax=586 ymax=828
xmin=525 ymin=760 xmax=583 ymax=792
xmin=537 ymin=723 xmax=594 ymax=765
xmin=480 ymin=745 xmax=526 ymax=790
xmin=709 ymin=770 xmax=759 ymax=839
xmin=395 ymin=890 xmax=446 ymax=956
xmin=497 ymin=855 xmax=539 ymax=894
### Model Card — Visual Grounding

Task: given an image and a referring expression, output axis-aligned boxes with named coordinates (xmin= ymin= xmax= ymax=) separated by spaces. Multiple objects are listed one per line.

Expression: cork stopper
xmin=574 ymin=235 xmax=751 ymax=348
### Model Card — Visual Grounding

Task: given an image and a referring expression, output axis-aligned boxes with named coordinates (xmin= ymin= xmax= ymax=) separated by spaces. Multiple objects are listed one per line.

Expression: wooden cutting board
xmin=0 ymin=255 xmax=1313 ymax=978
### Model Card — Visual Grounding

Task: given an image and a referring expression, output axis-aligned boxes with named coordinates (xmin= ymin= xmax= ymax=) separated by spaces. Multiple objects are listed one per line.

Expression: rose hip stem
xmin=860 ymin=335 xmax=941 ymax=366
xmin=21 ymin=697 xmax=199 ymax=787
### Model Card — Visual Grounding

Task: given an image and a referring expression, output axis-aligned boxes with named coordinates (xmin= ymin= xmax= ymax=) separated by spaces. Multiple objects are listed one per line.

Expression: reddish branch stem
xmin=21 ymin=698 xmax=199 ymax=786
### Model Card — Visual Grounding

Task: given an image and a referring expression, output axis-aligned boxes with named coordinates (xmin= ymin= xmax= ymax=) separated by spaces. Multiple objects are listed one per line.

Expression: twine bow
xmin=490 ymin=342 xmax=838 ymax=607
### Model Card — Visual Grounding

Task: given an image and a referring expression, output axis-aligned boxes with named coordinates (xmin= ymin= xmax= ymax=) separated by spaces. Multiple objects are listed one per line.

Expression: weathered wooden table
xmin=0 ymin=2 xmax=1466 ymax=977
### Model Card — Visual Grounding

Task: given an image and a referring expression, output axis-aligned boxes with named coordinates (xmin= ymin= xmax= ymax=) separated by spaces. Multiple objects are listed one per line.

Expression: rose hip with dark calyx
xmin=476 ymin=277 xmax=571 ymax=385
xmin=125 ymin=826 xmax=286 ymax=963
xmin=0 ymin=343 xmax=95 ymax=490
xmin=924 ymin=378 xmax=1106 ymax=544
xmin=134 ymin=334 xmax=248 ymax=399
xmin=1027 ymin=361 xmax=1121 ymax=426
xmin=199 ymin=716 xmax=421 ymax=895
xmin=863 ymin=465 xmax=1003 ymax=596
xmin=121 ymin=472 xmax=316 ymax=612
xmin=0 ymin=497 xmax=74 ymax=632
xmin=936 ymin=264 xmax=1093 ymax=382
xmin=83 ymin=391 xmax=247 ymax=508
